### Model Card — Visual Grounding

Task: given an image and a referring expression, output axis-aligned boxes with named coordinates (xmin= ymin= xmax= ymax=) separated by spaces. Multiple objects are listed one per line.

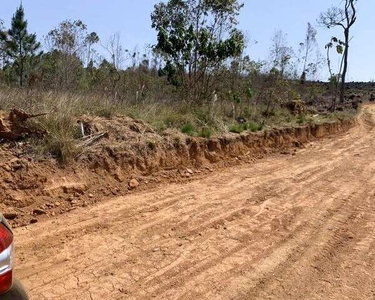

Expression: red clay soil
xmin=0 ymin=112 xmax=353 ymax=227
xmin=14 ymin=104 xmax=375 ymax=300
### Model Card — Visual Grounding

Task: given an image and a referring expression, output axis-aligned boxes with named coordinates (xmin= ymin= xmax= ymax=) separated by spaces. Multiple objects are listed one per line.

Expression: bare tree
xmin=101 ymin=32 xmax=127 ymax=70
xmin=299 ymin=23 xmax=318 ymax=83
xmin=269 ymin=30 xmax=294 ymax=78
xmin=318 ymin=0 xmax=357 ymax=103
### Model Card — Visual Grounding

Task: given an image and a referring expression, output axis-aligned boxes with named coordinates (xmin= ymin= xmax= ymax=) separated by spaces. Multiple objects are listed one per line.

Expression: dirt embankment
xmin=0 ymin=115 xmax=354 ymax=226
xmin=15 ymin=104 xmax=375 ymax=300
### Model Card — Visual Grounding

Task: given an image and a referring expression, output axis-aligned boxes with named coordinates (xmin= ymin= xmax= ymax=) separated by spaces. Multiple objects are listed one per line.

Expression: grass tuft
xmin=230 ymin=122 xmax=263 ymax=134
xmin=181 ymin=123 xmax=195 ymax=136
xmin=199 ymin=127 xmax=212 ymax=139
xmin=33 ymin=114 xmax=80 ymax=164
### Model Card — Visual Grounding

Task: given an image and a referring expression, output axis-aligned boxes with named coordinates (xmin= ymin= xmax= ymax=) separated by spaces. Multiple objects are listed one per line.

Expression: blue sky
xmin=1 ymin=0 xmax=373 ymax=81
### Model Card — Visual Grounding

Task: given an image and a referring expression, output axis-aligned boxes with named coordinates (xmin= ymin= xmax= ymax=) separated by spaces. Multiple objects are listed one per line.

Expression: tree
xmin=46 ymin=20 xmax=99 ymax=66
xmin=151 ymin=0 xmax=245 ymax=102
xmin=324 ymin=37 xmax=345 ymax=110
xmin=298 ymin=23 xmax=318 ymax=83
xmin=102 ymin=32 xmax=127 ymax=70
xmin=46 ymin=20 xmax=99 ymax=88
xmin=318 ymin=0 xmax=357 ymax=104
xmin=0 ymin=5 xmax=41 ymax=87
xmin=36 ymin=50 xmax=82 ymax=90
xmin=0 ymin=19 xmax=6 ymax=69
xmin=269 ymin=30 xmax=294 ymax=78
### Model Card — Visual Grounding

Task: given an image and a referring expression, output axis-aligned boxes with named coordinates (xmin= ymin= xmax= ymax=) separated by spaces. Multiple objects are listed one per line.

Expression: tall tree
xmin=151 ymin=0 xmax=245 ymax=102
xmin=45 ymin=20 xmax=99 ymax=88
xmin=269 ymin=30 xmax=294 ymax=78
xmin=299 ymin=23 xmax=318 ymax=83
xmin=46 ymin=20 xmax=99 ymax=65
xmin=0 ymin=5 xmax=41 ymax=86
xmin=102 ymin=32 xmax=127 ymax=70
xmin=318 ymin=0 xmax=357 ymax=104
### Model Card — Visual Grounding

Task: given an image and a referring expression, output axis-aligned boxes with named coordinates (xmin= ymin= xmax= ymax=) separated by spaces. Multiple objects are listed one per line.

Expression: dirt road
xmin=14 ymin=105 xmax=375 ymax=299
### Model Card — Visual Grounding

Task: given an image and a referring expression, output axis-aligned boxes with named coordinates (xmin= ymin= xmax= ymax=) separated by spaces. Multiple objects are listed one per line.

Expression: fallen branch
xmin=75 ymin=132 xmax=108 ymax=160
xmin=9 ymin=108 xmax=48 ymax=122
xmin=79 ymin=132 xmax=108 ymax=147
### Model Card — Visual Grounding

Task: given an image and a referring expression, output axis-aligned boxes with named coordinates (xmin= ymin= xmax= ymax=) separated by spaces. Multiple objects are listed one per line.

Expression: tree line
xmin=0 ymin=0 xmax=357 ymax=110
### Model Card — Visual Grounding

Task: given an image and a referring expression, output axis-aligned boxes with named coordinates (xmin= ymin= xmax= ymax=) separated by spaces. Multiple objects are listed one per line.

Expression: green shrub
xmin=232 ymin=122 xmax=262 ymax=134
xmin=247 ymin=122 xmax=260 ymax=132
xmin=181 ymin=123 xmax=195 ymax=135
xmin=297 ymin=114 xmax=306 ymax=124
xmin=200 ymin=128 xmax=212 ymax=139
xmin=230 ymin=124 xmax=244 ymax=133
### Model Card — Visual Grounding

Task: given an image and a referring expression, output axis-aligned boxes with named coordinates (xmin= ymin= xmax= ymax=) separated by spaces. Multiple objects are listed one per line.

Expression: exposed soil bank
xmin=0 ymin=117 xmax=354 ymax=226
xmin=16 ymin=105 xmax=375 ymax=300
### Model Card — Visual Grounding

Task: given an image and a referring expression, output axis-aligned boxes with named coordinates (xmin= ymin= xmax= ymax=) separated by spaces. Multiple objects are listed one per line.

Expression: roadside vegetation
xmin=0 ymin=0 xmax=363 ymax=163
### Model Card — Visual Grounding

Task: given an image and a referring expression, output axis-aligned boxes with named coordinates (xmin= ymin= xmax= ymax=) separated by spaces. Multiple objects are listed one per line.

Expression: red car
xmin=0 ymin=215 xmax=28 ymax=299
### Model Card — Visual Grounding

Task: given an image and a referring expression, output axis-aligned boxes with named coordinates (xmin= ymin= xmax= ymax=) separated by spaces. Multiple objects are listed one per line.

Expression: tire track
xmin=13 ymin=105 xmax=375 ymax=300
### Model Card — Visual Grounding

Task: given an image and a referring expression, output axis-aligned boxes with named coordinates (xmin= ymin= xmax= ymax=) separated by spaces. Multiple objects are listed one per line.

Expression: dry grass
xmin=0 ymin=87 xmax=356 ymax=163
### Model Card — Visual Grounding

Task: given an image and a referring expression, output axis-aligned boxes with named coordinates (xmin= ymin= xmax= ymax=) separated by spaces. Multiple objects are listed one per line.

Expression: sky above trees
xmin=1 ymin=0 xmax=374 ymax=81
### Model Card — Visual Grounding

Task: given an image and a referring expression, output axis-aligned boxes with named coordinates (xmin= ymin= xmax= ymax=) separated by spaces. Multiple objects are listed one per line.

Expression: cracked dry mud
xmin=14 ymin=105 xmax=375 ymax=299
